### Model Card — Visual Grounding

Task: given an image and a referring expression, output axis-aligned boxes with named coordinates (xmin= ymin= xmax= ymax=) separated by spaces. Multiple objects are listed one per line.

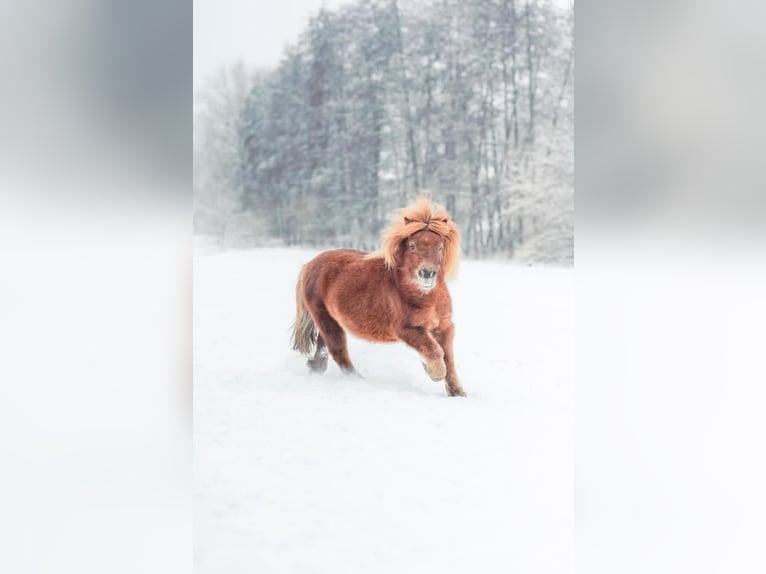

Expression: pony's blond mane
xmin=371 ymin=195 xmax=461 ymax=279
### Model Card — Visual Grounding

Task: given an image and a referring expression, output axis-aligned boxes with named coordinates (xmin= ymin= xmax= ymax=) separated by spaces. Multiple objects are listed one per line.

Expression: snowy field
xmin=194 ymin=243 xmax=574 ymax=573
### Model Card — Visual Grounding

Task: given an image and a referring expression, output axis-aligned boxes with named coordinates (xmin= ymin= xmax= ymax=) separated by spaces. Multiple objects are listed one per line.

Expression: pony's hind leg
xmin=306 ymin=334 xmax=328 ymax=373
xmin=310 ymin=306 xmax=359 ymax=376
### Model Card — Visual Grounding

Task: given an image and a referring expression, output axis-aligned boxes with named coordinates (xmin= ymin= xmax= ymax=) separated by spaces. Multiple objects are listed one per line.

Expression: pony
xmin=291 ymin=196 xmax=466 ymax=397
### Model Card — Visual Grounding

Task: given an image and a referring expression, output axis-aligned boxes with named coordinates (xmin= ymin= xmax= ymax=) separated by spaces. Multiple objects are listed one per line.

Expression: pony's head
xmin=379 ymin=196 xmax=461 ymax=290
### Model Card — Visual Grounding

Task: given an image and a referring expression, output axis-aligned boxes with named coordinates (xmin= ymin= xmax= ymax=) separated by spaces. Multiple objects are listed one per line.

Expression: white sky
xmin=193 ymin=0 xmax=353 ymax=92
xmin=193 ymin=0 xmax=572 ymax=92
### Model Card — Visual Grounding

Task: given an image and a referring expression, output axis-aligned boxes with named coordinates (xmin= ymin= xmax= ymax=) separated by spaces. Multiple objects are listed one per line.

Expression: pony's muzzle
xmin=418 ymin=268 xmax=437 ymax=280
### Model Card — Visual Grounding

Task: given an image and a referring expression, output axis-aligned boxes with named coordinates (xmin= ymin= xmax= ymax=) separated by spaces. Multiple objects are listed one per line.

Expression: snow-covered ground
xmin=194 ymin=244 xmax=573 ymax=573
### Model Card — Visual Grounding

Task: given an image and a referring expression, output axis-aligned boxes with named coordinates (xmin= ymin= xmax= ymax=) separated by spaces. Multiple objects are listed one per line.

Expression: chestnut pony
xmin=291 ymin=196 xmax=466 ymax=397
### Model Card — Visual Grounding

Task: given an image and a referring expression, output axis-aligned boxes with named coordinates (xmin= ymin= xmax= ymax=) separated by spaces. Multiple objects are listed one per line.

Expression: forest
xmin=194 ymin=0 xmax=573 ymax=264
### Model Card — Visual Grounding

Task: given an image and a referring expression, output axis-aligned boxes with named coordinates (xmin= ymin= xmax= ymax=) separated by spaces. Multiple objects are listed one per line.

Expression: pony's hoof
xmin=342 ymin=367 xmax=364 ymax=379
xmin=447 ymin=386 xmax=467 ymax=397
xmin=424 ymin=359 xmax=446 ymax=381
xmin=307 ymin=357 xmax=328 ymax=374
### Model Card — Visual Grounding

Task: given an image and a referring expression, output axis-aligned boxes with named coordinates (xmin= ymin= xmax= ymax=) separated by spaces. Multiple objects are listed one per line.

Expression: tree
xmin=194 ymin=62 xmax=257 ymax=241
xmin=194 ymin=0 xmax=574 ymax=264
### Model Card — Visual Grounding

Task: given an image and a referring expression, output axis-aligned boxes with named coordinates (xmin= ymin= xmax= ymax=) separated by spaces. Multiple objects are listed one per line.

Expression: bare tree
xmin=194 ymin=62 xmax=256 ymax=242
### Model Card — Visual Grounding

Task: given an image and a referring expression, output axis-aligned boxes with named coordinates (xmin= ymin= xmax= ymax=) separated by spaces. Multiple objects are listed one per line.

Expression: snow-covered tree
xmin=194 ymin=62 xmax=260 ymax=243
xmin=194 ymin=0 xmax=574 ymax=264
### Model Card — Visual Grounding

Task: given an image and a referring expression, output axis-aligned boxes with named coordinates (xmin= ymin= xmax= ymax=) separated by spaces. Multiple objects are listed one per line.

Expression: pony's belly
xmin=331 ymin=307 xmax=397 ymax=343
xmin=341 ymin=317 xmax=397 ymax=343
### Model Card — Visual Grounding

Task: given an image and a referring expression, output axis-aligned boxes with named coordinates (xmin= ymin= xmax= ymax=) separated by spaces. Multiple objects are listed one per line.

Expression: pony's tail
xmin=291 ymin=268 xmax=318 ymax=356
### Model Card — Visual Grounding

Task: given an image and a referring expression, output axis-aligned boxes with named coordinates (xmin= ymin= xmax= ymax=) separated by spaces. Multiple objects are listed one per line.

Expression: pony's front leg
xmin=433 ymin=319 xmax=466 ymax=397
xmin=397 ymin=327 xmax=447 ymax=382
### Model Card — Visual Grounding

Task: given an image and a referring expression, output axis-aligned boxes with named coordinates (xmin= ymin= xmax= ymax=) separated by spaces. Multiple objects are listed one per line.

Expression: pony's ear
xmin=403 ymin=216 xmax=413 ymax=224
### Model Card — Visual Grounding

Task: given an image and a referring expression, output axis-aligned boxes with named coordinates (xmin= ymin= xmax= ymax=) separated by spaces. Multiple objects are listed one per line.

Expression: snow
xmin=194 ymin=245 xmax=573 ymax=573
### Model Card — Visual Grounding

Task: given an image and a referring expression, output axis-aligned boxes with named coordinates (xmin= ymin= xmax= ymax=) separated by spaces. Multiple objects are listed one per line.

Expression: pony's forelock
xmin=377 ymin=196 xmax=461 ymax=278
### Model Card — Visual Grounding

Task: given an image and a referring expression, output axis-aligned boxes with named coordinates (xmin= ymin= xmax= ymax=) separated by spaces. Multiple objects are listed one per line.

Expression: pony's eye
xmin=438 ymin=244 xmax=444 ymax=252
xmin=409 ymin=242 xmax=415 ymax=251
